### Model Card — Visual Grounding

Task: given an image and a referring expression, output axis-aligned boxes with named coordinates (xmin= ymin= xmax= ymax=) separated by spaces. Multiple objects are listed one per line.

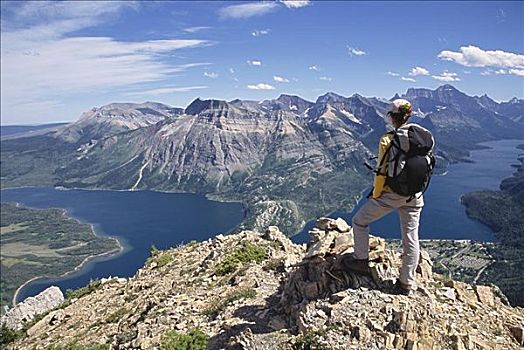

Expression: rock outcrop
xmin=6 ymin=219 xmax=524 ymax=349
xmin=1 ymin=286 xmax=64 ymax=331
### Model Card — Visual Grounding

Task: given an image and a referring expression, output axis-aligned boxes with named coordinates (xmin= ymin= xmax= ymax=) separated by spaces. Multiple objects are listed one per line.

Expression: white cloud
xmin=1 ymin=1 xmax=139 ymax=44
xmin=308 ymin=65 xmax=320 ymax=71
xmin=509 ymin=69 xmax=524 ymax=76
xmin=401 ymin=77 xmax=416 ymax=82
xmin=252 ymin=29 xmax=270 ymax=37
xmin=229 ymin=67 xmax=235 ymax=74
xmin=483 ymin=68 xmax=524 ymax=77
xmin=183 ymin=26 xmax=210 ymax=33
xmin=319 ymin=76 xmax=332 ymax=81
xmin=273 ymin=75 xmax=290 ymax=83
xmin=408 ymin=66 xmax=430 ymax=76
xmin=247 ymin=60 xmax=262 ymax=66
xmin=280 ymin=1 xmax=311 ymax=8
xmin=1 ymin=36 xmax=211 ymax=113
xmin=438 ymin=45 xmax=524 ymax=69
xmin=125 ymin=86 xmax=208 ymax=96
xmin=432 ymin=71 xmax=461 ymax=82
xmin=348 ymin=46 xmax=366 ymax=56
xmin=387 ymin=71 xmax=400 ymax=77
xmin=0 ymin=1 xmax=213 ymax=122
xmin=204 ymin=71 xmax=219 ymax=79
xmin=219 ymin=2 xmax=278 ymax=19
xmin=247 ymin=83 xmax=275 ymax=90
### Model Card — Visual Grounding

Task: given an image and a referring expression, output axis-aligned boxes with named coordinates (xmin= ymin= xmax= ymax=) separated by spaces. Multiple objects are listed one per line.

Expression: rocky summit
xmin=6 ymin=218 xmax=523 ymax=349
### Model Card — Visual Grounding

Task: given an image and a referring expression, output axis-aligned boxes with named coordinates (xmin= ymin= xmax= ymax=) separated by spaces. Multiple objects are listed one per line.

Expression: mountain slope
xmin=6 ymin=219 xmax=524 ymax=349
xmin=1 ymin=85 xmax=522 ymax=232
xmin=54 ymin=102 xmax=182 ymax=144
xmin=404 ymin=85 xmax=523 ymax=159
xmin=54 ymin=98 xmax=374 ymax=232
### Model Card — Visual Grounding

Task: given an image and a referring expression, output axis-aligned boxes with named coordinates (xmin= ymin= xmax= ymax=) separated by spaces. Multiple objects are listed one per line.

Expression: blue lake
xmin=0 ymin=190 xmax=244 ymax=303
xmin=1 ymin=139 xmax=523 ymax=302
xmin=292 ymin=139 xmax=524 ymax=243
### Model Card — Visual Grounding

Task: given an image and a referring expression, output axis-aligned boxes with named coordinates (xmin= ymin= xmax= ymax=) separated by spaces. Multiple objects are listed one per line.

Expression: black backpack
xmin=377 ymin=123 xmax=436 ymax=199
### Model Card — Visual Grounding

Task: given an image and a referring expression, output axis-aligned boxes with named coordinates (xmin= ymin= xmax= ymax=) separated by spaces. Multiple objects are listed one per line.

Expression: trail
xmin=473 ymin=260 xmax=493 ymax=284
xmin=131 ymin=161 xmax=149 ymax=191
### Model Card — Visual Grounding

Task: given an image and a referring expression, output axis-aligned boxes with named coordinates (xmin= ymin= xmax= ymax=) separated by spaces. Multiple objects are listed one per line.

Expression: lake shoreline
xmin=9 ymin=205 xmax=125 ymax=306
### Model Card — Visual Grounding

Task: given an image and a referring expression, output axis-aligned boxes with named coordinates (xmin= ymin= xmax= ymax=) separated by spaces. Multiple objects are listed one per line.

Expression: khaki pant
xmin=352 ymin=191 xmax=424 ymax=289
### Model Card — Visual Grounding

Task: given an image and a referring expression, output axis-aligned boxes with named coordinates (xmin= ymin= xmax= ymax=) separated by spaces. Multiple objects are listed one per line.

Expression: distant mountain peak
xmin=185 ymin=98 xmax=229 ymax=115
xmin=390 ymin=93 xmax=401 ymax=101
xmin=437 ymin=84 xmax=459 ymax=91
xmin=316 ymin=92 xmax=347 ymax=105
xmin=276 ymin=94 xmax=313 ymax=104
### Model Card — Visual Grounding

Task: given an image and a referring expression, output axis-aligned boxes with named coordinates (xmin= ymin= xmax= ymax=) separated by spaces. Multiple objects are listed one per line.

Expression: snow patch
xmin=339 ymin=109 xmax=362 ymax=124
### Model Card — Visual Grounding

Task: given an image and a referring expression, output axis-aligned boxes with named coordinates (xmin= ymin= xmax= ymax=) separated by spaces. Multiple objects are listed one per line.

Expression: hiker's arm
xmin=372 ymin=136 xmax=389 ymax=198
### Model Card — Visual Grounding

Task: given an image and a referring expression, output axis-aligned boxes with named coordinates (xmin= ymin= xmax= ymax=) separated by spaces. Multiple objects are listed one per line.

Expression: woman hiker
xmin=344 ymin=99 xmax=434 ymax=296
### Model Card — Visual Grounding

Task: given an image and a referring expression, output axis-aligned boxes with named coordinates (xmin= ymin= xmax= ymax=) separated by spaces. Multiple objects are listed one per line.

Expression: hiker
xmin=346 ymin=99 xmax=435 ymax=296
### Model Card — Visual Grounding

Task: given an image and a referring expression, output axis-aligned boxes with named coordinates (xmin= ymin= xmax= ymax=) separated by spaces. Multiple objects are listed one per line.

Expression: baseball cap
xmin=388 ymin=99 xmax=412 ymax=116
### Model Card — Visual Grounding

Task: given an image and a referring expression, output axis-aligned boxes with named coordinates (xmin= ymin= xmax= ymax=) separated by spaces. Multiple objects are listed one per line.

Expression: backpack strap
xmin=374 ymin=131 xmax=396 ymax=176
xmin=362 ymin=131 xmax=395 ymax=175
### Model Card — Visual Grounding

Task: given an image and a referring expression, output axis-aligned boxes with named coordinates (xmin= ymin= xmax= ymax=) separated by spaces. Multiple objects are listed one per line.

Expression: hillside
xmin=4 ymin=218 xmax=523 ymax=349
xmin=1 ymin=85 xmax=522 ymax=233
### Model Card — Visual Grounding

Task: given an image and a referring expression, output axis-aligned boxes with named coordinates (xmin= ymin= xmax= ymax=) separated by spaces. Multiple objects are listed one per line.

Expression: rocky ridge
xmin=8 ymin=218 xmax=523 ymax=349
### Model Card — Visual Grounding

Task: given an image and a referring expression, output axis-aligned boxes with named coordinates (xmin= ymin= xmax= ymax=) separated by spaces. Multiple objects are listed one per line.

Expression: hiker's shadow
xmin=206 ymin=252 xmax=385 ymax=349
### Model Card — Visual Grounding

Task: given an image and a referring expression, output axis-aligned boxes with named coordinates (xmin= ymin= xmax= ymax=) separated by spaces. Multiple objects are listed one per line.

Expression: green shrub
xmin=159 ymin=328 xmax=208 ymax=350
xmin=66 ymin=280 xmax=102 ymax=300
xmin=156 ymin=253 xmax=173 ymax=268
xmin=215 ymin=242 xmax=266 ymax=276
xmin=146 ymin=250 xmax=173 ymax=269
xmin=0 ymin=323 xmax=24 ymax=348
xmin=186 ymin=240 xmax=198 ymax=248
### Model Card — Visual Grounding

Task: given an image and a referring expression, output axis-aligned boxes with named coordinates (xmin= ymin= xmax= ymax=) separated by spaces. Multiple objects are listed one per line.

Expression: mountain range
xmin=1 ymin=85 xmax=523 ymax=233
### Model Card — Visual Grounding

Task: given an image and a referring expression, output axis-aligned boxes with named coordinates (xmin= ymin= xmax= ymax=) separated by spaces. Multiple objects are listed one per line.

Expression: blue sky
xmin=1 ymin=1 xmax=523 ymax=124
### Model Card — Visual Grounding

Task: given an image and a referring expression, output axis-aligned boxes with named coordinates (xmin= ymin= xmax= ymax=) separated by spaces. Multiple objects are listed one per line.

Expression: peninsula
xmin=0 ymin=203 xmax=121 ymax=311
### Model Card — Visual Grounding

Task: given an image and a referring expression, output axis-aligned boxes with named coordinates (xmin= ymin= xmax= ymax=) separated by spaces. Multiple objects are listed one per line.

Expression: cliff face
xmin=8 ymin=218 xmax=524 ymax=349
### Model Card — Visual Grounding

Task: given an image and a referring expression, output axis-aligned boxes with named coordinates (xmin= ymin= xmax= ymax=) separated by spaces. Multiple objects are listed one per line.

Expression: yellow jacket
xmin=372 ymin=133 xmax=394 ymax=198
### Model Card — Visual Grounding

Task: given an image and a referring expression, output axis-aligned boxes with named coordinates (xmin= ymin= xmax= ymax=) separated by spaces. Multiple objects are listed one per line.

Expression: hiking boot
xmin=341 ymin=255 xmax=370 ymax=275
xmin=392 ymin=280 xmax=415 ymax=297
